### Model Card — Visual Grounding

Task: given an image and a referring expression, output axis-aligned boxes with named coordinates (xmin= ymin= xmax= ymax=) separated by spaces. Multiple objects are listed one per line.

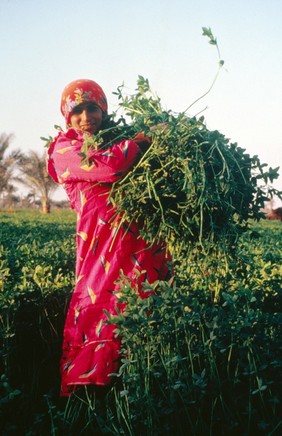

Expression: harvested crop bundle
xmin=80 ymin=76 xmax=281 ymax=257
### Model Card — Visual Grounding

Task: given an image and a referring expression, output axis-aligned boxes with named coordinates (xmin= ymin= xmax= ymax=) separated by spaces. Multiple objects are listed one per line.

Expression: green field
xmin=0 ymin=210 xmax=281 ymax=435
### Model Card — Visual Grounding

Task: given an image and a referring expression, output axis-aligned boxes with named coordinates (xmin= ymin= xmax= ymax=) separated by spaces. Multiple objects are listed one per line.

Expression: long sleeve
xmin=47 ymin=130 xmax=141 ymax=185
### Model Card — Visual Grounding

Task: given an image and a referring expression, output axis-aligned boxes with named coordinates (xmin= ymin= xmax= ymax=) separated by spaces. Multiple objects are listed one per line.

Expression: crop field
xmin=0 ymin=210 xmax=281 ymax=435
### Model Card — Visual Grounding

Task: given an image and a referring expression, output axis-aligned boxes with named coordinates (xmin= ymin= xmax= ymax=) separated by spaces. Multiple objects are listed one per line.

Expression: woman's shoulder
xmin=51 ymin=128 xmax=83 ymax=148
xmin=47 ymin=129 xmax=84 ymax=160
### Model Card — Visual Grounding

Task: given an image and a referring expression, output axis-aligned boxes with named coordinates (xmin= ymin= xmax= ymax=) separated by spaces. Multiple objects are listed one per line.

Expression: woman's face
xmin=70 ymin=102 xmax=103 ymax=134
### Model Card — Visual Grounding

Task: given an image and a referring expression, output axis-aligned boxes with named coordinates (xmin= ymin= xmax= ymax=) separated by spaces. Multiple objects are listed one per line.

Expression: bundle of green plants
xmin=79 ymin=75 xmax=281 ymax=259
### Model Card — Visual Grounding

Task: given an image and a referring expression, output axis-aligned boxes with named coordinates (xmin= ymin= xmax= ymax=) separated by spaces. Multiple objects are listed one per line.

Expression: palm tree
xmin=16 ymin=150 xmax=58 ymax=214
xmin=0 ymin=133 xmax=20 ymax=198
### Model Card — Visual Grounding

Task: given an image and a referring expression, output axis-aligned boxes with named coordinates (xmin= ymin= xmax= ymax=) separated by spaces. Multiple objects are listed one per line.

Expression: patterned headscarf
xmin=60 ymin=79 xmax=108 ymax=124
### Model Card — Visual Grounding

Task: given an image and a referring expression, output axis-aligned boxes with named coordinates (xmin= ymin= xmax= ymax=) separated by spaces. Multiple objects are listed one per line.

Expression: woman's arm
xmin=47 ymin=132 xmax=141 ymax=184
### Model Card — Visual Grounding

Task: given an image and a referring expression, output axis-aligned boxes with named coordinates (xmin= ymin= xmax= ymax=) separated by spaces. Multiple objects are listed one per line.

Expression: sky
xmin=1 ymin=0 xmax=282 ymax=204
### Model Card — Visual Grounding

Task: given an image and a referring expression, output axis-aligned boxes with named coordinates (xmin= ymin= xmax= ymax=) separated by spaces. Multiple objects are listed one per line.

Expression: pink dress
xmin=47 ymin=129 xmax=170 ymax=396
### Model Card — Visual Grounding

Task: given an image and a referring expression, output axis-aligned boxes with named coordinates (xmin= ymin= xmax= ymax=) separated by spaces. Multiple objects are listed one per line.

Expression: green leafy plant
xmin=0 ymin=212 xmax=281 ymax=435
xmin=69 ymin=28 xmax=281 ymax=261
xmin=76 ymin=75 xmax=281 ymax=263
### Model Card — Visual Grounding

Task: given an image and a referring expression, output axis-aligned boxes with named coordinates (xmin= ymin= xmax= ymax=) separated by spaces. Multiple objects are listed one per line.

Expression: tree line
xmin=0 ymin=133 xmax=64 ymax=213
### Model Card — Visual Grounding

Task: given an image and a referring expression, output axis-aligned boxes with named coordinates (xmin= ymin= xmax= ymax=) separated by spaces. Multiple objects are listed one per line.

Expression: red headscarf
xmin=61 ymin=79 xmax=108 ymax=124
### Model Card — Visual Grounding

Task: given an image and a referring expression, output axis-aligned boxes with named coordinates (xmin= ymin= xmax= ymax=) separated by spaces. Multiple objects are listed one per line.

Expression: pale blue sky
xmin=1 ymin=0 xmax=282 ymax=201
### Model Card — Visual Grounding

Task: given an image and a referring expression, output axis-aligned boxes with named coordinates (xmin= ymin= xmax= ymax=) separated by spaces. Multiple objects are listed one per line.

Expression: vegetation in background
xmin=0 ymin=136 xmax=60 ymax=213
xmin=0 ymin=134 xmax=21 ymax=208
xmin=15 ymin=150 xmax=58 ymax=214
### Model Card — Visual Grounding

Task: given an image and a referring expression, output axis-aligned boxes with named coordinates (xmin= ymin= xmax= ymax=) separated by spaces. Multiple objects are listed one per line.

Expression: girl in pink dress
xmin=47 ymin=79 xmax=170 ymax=396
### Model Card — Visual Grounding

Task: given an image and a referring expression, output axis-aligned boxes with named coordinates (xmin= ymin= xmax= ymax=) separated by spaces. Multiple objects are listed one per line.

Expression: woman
xmin=47 ymin=79 xmax=170 ymax=396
